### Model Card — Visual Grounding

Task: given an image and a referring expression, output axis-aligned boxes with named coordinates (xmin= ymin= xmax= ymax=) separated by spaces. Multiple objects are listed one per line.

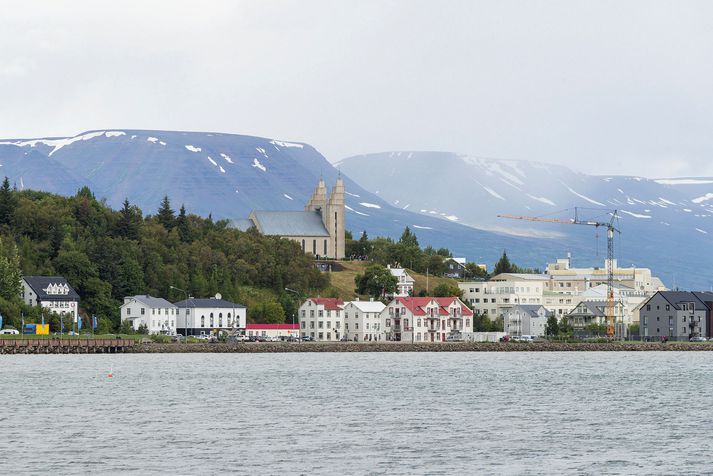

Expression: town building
xmin=174 ymin=295 xmax=247 ymax=336
xmin=298 ymin=297 xmax=345 ymax=341
xmin=443 ymin=257 xmax=467 ymax=278
xmin=459 ymin=274 xmax=549 ymax=318
xmin=639 ymin=291 xmax=713 ymax=341
xmin=246 ymin=323 xmax=299 ymax=339
xmin=563 ymin=300 xmax=626 ymax=331
xmin=544 ymin=256 xmax=666 ymax=294
xmin=387 ymin=265 xmax=415 ymax=297
xmin=503 ymin=304 xmax=550 ymax=337
xmin=120 ymin=295 xmax=177 ymax=335
xmin=342 ymin=299 xmax=386 ymax=342
xmin=381 ymin=296 xmax=473 ymax=343
xmin=232 ymin=177 xmax=345 ymax=259
xmin=21 ymin=276 xmax=80 ymax=324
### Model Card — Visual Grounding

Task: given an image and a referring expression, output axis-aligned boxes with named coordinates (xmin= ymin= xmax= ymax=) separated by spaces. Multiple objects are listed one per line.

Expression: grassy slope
xmin=328 ymin=261 xmax=457 ymax=300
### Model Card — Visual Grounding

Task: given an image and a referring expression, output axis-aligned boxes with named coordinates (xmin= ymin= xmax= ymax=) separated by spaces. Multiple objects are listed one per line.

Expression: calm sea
xmin=1 ymin=352 xmax=711 ymax=475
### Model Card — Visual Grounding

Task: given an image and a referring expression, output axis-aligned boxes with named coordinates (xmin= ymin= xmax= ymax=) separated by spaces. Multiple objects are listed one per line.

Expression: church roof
xmin=251 ymin=211 xmax=329 ymax=237
xmin=229 ymin=219 xmax=254 ymax=231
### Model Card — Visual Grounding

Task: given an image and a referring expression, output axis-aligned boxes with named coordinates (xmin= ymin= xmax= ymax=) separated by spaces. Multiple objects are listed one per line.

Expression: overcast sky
xmin=1 ymin=0 xmax=712 ymax=177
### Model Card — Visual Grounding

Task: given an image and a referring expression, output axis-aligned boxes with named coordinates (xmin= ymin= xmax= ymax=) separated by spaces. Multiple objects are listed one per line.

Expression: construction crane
xmin=498 ymin=208 xmax=620 ymax=338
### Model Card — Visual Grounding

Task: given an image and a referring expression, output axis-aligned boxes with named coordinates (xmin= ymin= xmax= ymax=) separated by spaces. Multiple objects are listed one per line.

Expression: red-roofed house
xmin=246 ymin=323 xmax=299 ymax=338
xmin=298 ymin=297 xmax=345 ymax=341
xmin=381 ymin=296 xmax=473 ymax=342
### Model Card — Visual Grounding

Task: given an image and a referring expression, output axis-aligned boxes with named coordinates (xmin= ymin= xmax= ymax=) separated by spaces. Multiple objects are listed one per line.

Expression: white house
xmin=342 ymin=299 xmax=386 ymax=342
xmin=246 ymin=323 xmax=299 ymax=338
xmin=459 ymin=274 xmax=549 ymax=318
xmin=503 ymin=304 xmax=550 ymax=337
xmin=21 ymin=276 xmax=80 ymax=323
xmin=121 ymin=295 xmax=177 ymax=335
xmin=388 ymin=266 xmax=415 ymax=297
xmin=298 ymin=297 xmax=344 ymax=341
xmin=174 ymin=296 xmax=247 ymax=336
xmin=381 ymin=296 xmax=474 ymax=343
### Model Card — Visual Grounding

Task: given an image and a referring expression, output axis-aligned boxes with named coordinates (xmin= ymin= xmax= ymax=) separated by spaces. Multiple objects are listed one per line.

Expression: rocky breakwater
xmin=130 ymin=341 xmax=713 ymax=353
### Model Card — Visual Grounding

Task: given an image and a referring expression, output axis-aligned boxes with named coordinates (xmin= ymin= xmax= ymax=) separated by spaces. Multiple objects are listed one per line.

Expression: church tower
xmin=305 ymin=177 xmax=327 ymax=215
xmin=326 ymin=175 xmax=345 ymax=259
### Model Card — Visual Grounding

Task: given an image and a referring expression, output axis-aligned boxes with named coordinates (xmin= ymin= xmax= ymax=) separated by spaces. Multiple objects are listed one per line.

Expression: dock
xmin=0 ymin=338 xmax=135 ymax=354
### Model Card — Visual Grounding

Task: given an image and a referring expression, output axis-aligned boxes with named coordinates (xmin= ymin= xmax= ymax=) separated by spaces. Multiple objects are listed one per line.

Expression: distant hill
xmin=0 ymin=130 xmax=576 ymax=279
xmin=337 ymin=151 xmax=713 ymax=290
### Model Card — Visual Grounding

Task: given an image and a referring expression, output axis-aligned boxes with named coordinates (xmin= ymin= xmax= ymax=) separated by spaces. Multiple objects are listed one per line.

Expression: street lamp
xmin=285 ymin=287 xmax=302 ymax=341
xmin=170 ymin=285 xmax=190 ymax=339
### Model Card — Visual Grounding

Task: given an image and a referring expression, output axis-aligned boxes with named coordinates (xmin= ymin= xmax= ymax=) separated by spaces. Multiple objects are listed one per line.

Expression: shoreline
xmin=129 ymin=341 xmax=713 ymax=353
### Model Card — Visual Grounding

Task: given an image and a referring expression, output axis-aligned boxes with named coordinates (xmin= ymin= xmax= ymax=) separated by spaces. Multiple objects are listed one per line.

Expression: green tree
xmin=545 ymin=315 xmax=559 ymax=337
xmin=354 ymin=264 xmax=398 ymax=297
xmin=177 ymin=204 xmax=192 ymax=243
xmin=252 ymin=301 xmax=285 ymax=323
xmin=0 ymin=239 xmax=21 ymax=300
xmin=156 ymin=195 xmax=175 ymax=230
xmin=431 ymin=282 xmax=463 ymax=298
xmin=493 ymin=251 xmax=514 ymax=275
xmin=0 ymin=176 xmax=17 ymax=225
xmin=116 ymin=198 xmax=142 ymax=240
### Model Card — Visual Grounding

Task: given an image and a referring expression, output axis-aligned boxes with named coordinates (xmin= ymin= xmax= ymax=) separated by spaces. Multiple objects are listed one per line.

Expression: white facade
xmin=175 ymin=297 xmax=246 ymax=336
xmin=503 ymin=305 xmax=549 ymax=337
xmin=121 ymin=295 xmax=177 ymax=335
xmin=381 ymin=297 xmax=473 ymax=343
xmin=459 ymin=275 xmax=548 ymax=318
xmin=388 ymin=266 xmax=415 ymax=297
xmin=342 ymin=300 xmax=386 ymax=342
xmin=299 ymin=298 xmax=345 ymax=341
xmin=21 ymin=277 xmax=80 ymax=323
xmin=246 ymin=324 xmax=299 ymax=338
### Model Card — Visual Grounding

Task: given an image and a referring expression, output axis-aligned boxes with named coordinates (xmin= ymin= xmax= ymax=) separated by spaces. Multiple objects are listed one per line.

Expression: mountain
xmin=337 ymin=151 xmax=713 ymax=290
xmin=0 ymin=130 xmax=581 ymax=276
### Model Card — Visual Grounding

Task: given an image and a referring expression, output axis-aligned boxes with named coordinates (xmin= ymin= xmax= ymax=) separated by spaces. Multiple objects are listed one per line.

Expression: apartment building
xmin=639 ymin=291 xmax=713 ymax=341
xmin=503 ymin=305 xmax=550 ymax=337
xmin=382 ymin=296 xmax=473 ymax=343
xmin=342 ymin=299 xmax=386 ymax=342
xmin=298 ymin=297 xmax=345 ymax=341
xmin=458 ymin=274 xmax=548 ymax=318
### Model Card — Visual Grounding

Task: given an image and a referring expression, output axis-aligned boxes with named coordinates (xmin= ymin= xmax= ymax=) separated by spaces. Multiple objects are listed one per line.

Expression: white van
xmin=0 ymin=328 xmax=19 ymax=335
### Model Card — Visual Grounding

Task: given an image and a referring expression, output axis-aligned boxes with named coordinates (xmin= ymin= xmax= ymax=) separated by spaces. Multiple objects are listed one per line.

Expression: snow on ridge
xmin=359 ymin=202 xmax=381 ymax=209
xmin=147 ymin=137 xmax=159 ymax=143
xmin=561 ymin=183 xmax=605 ymax=206
xmin=620 ymin=210 xmax=652 ymax=219
xmin=220 ymin=153 xmax=234 ymax=164
xmin=255 ymin=147 xmax=268 ymax=157
xmin=412 ymin=225 xmax=433 ymax=230
xmin=655 ymin=178 xmax=713 ymax=185
xmin=444 ymin=215 xmax=459 ymax=221
xmin=270 ymin=140 xmax=303 ymax=149
xmin=658 ymin=197 xmax=676 ymax=205
xmin=283 ymin=194 xmax=293 ymax=200
xmin=696 ymin=228 xmax=708 ymax=234
xmin=252 ymin=158 xmax=267 ymax=172
xmin=185 ymin=145 xmax=201 ymax=152
xmin=105 ymin=131 xmax=124 ymax=138
xmin=692 ymin=193 xmax=713 ymax=204
xmin=345 ymin=191 xmax=361 ymax=198
xmin=526 ymin=194 xmax=556 ymax=206
xmin=345 ymin=205 xmax=368 ymax=216
xmin=0 ymin=131 xmax=126 ymax=157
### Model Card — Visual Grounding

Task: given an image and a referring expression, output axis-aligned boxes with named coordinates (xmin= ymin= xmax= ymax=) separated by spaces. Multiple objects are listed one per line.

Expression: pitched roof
xmin=345 ymin=300 xmax=386 ymax=313
xmin=307 ymin=297 xmax=344 ymax=310
xmin=490 ymin=273 xmax=550 ymax=281
xmin=174 ymin=298 xmax=246 ymax=308
xmin=246 ymin=323 xmax=299 ymax=330
xmin=391 ymin=297 xmax=473 ymax=316
xmin=510 ymin=304 xmax=547 ymax=317
xmin=23 ymin=276 xmax=80 ymax=301
xmin=229 ymin=219 xmax=255 ymax=232
xmin=656 ymin=291 xmax=713 ymax=311
xmin=251 ymin=211 xmax=329 ymax=237
xmin=123 ymin=295 xmax=175 ymax=308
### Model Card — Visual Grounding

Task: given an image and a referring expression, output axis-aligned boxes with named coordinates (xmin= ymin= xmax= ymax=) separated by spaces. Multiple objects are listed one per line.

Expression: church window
xmin=324 ymin=240 xmax=327 ymax=255
xmin=313 ymin=240 xmax=316 ymax=254
xmin=301 ymin=240 xmax=305 ymax=251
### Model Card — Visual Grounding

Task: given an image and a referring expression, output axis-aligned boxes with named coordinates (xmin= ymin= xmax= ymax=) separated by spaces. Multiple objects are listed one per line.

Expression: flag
xmin=77 ymin=315 xmax=82 ymax=331
xmin=41 ymin=313 xmax=45 ymax=326
xmin=92 ymin=315 xmax=97 ymax=330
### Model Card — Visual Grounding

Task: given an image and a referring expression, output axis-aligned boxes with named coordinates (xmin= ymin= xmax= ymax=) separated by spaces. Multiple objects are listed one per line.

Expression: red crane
xmin=498 ymin=208 xmax=620 ymax=338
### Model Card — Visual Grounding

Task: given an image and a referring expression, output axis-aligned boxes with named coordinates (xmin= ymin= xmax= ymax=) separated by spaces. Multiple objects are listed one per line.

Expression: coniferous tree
xmin=177 ymin=204 xmax=191 ymax=242
xmin=117 ymin=198 xmax=141 ymax=240
xmin=0 ymin=176 xmax=17 ymax=225
xmin=157 ymin=195 xmax=175 ymax=230
xmin=493 ymin=251 xmax=514 ymax=275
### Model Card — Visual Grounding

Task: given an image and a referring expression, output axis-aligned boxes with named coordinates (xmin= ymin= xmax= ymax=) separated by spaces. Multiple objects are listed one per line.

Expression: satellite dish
xmin=215 ymin=293 xmax=222 ymax=300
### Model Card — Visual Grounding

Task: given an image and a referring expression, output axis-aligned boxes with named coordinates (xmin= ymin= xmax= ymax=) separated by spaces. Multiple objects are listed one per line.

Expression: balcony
xmin=392 ymin=326 xmax=402 ymax=333
xmin=427 ymin=327 xmax=439 ymax=332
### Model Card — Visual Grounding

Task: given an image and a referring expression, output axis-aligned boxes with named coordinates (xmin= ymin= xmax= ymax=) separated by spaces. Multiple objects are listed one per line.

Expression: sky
xmin=1 ymin=0 xmax=712 ymax=178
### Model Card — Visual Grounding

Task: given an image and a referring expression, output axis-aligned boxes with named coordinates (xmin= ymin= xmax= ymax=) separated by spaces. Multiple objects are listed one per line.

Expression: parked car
xmin=287 ymin=336 xmax=300 ymax=342
xmin=301 ymin=336 xmax=315 ymax=342
xmin=690 ymin=336 xmax=707 ymax=342
xmin=446 ymin=334 xmax=464 ymax=342
xmin=172 ymin=334 xmax=185 ymax=342
xmin=0 ymin=328 xmax=19 ymax=335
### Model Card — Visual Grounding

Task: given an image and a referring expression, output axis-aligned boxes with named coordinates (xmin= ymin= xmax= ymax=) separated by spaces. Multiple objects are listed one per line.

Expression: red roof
xmin=246 ymin=323 xmax=299 ymax=330
xmin=392 ymin=297 xmax=473 ymax=316
xmin=307 ymin=297 xmax=344 ymax=311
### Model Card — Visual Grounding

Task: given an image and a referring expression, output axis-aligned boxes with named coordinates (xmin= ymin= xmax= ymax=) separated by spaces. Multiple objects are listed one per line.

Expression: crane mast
xmin=498 ymin=208 xmax=620 ymax=338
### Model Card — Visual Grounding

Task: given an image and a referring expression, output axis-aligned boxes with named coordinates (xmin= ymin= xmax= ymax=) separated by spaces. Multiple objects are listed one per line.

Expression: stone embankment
xmin=131 ymin=341 xmax=713 ymax=353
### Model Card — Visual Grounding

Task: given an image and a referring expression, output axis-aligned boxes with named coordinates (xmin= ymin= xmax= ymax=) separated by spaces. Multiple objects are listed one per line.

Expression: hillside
xmin=337 ymin=151 xmax=713 ymax=289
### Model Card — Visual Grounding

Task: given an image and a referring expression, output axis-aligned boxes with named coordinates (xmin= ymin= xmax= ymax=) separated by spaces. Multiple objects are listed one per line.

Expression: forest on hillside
xmin=0 ymin=181 xmax=328 ymax=332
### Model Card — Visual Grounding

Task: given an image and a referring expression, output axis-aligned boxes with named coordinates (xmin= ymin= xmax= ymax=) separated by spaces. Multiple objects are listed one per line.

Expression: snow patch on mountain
xmin=696 ymin=228 xmax=708 ymax=234
xmin=283 ymin=194 xmax=293 ymax=200
xmin=345 ymin=205 xmax=368 ymax=216
xmin=220 ymin=153 xmax=234 ymax=164
xmin=252 ymin=158 xmax=266 ymax=172
xmin=219 ymin=166 xmax=226 ymax=173
xmin=147 ymin=137 xmax=158 ymax=143
xmin=655 ymin=178 xmax=713 ymax=185
xmin=360 ymin=202 xmax=381 ymax=209
xmin=620 ymin=210 xmax=652 ymax=219
xmin=0 ymin=131 xmax=126 ymax=157
xmin=413 ymin=225 xmax=433 ymax=230
xmin=185 ymin=145 xmax=201 ymax=153
xmin=207 ymin=156 xmax=218 ymax=167
xmin=481 ymin=184 xmax=505 ymax=200
xmin=692 ymin=193 xmax=713 ymax=204
xmin=345 ymin=191 xmax=361 ymax=198
xmin=562 ymin=184 xmax=605 ymax=206
xmin=270 ymin=140 xmax=303 ymax=149
xmin=527 ymin=194 xmax=555 ymax=206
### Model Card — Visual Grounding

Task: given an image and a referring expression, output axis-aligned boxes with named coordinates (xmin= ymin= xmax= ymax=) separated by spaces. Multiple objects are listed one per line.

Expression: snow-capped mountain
xmin=337 ymin=151 xmax=713 ymax=290
xmin=0 ymin=130 xmax=584 ymax=277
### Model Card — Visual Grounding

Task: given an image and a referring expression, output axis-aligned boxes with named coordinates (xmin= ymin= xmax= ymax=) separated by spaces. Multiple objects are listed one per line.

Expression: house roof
xmin=490 ymin=273 xmax=550 ymax=282
xmin=123 ymin=295 xmax=175 ymax=308
xmin=174 ymin=298 xmax=246 ymax=309
xmin=251 ymin=211 xmax=329 ymax=237
xmin=345 ymin=300 xmax=386 ymax=313
xmin=656 ymin=291 xmax=713 ymax=311
xmin=510 ymin=304 xmax=547 ymax=317
xmin=23 ymin=276 xmax=80 ymax=301
xmin=246 ymin=323 xmax=299 ymax=330
xmin=388 ymin=267 xmax=415 ymax=281
xmin=307 ymin=297 xmax=344 ymax=310
xmin=568 ymin=300 xmax=607 ymax=317
xmin=391 ymin=297 xmax=473 ymax=316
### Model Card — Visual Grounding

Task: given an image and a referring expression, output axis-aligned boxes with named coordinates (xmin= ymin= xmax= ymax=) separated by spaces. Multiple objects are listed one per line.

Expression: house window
xmin=140 ymin=308 xmax=145 ymax=315
xmin=210 ymin=314 xmax=214 ymax=327
xmin=336 ymin=322 xmax=340 ymax=329
xmin=417 ymin=319 xmax=421 ymax=327
xmin=301 ymin=240 xmax=305 ymax=252
xmin=318 ymin=332 xmax=323 ymax=340
xmin=219 ymin=316 xmax=223 ymax=327
xmin=319 ymin=310 xmax=323 ymax=317
xmin=327 ymin=332 xmax=331 ymax=340
xmin=665 ymin=305 xmax=670 ymax=311
xmin=301 ymin=310 xmax=306 ymax=318
xmin=327 ymin=321 xmax=331 ymax=329
xmin=386 ymin=319 xmax=390 ymax=327
xmin=127 ymin=308 xmax=131 ymax=315
xmin=310 ymin=321 xmax=314 ymax=329
xmin=318 ymin=321 xmax=323 ymax=329
xmin=201 ymin=316 xmax=205 ymax=327
xmin=301 ymin=321 xmax=306 ymax=329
